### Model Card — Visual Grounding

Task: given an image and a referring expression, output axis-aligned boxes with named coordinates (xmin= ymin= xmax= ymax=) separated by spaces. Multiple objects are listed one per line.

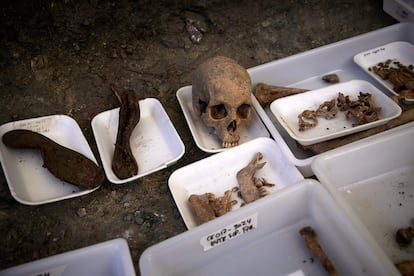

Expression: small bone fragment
xmin=208 ymin=187 xmax=238 ymax=217
xmin=188 ymin=193 xmax=217 ymax=224
xmin=300 ymin=226 xmax=339 ymax=276
xmin=316 ymin=99 xmax=339 ymax=119
xmin=189 ymin=187 xmax=238 ymax=225
xmin=237 ymin=152 xmax=267 ymax=204
xmin=254 ymin=83 xmax=309 ymax=106
xmin=396 ymin=260 xmax=414 ymax=276
xmin=111 ymin=84 xmax=140 ymax=179
xmin=322 ymin=73 xmax=340 ymax=83
xmin=396 ymin=227 xmax=414 ymax=247
xmin=298 ymin=106 xmax=414 ymax=154
xmin=400 ymin=89 xmax=414 ymax=99
xmin=298 ymin=110 xmax=318 ymax=131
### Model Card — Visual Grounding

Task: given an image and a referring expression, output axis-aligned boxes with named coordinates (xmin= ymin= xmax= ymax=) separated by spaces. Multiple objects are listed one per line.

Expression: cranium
xmin=192 ymin=56 xmax=253 ymax=148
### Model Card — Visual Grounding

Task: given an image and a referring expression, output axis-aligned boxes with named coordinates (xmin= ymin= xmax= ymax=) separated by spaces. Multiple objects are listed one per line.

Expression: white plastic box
xmin=140 ymin=179 xmax=399 ymax=276
xmin=0 ymin=115 xmax=102 ymax=205
xmin=92 ymin=98 xmax=185 ymax=184
xmin=269 ymin=80 xmax=401 ymax=145
xmin=168 ymin=137 xmax=304 ymax=229
xmin=249 ymin=22 xmax=414 ymax=176
xmin=0 ymin=238 xmax=136 ymax=276
xmin=384 ymin=0 xmax=414 ymax=23
xmin=312 ymin=122 xmax=414 ymax=265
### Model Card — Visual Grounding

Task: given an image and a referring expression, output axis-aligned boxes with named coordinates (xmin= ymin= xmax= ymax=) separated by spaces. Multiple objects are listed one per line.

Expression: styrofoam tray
xmin=312 ymin=122 xmax=414 ymax=265
xmin=354 ymin=41 xmax=414 ymax=103
xmin=92 ymin=98 xmax=184 ymax=184
xmin=270 ymin=80 xmax=402 ymax=146
xmin=169 ymin=137 xmax=304 ymax=229
xmin=249 ymin=22 xmax=414 ymax=176
xmin=176 ymin=86 xmax=270 ymax=153
xmin=0 ymin=115 xmax=101 ymax=205
xmin=141 ymin=179 xmax=399 ymax=276
xmin=0 ymin=238 xmax=136 ymax=276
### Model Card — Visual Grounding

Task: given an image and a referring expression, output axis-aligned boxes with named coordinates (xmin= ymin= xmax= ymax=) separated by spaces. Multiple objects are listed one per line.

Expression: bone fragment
xmin=322 ymin=73 xmax=340 ymax=84
xmin=2 ymin=129 xmax=104 ymax=189
xmin=189 ymin=188 xmax=238 ymax=225
xmin=254 ymin=83 xmax=309 ymax=106
xmin=300 ymin=226 xmax=339 ymax=276
xmin=188 ymin=193 xmax=217 ymax=224
xmin=396 ymin=260 xmax=414 ymax=276
xmin=299 ymin=106 xmax=414 ymax=154
xmin=237 ymin=152 xmax=267 ymax=204
xmin=111 ymin=84 xmax=140 ymax=179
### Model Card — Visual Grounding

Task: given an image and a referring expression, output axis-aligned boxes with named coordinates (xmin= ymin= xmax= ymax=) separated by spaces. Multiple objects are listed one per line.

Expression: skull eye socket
xmin=210 ymin=104 xmax=227 ymax=119
xmin=198 ymin=99 xmax=208 ymax=114
xmin=237 ymin=104 xmax=251 ymax=119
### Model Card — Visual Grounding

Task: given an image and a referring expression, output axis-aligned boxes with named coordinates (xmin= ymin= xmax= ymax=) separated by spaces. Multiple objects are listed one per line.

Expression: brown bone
xmin=111 ymin=84 xmax=140 ymax=179
xmin=2 ymin=129 xmax=104 ymax=189
xmin=299 ymin=106 xmax=414 ymax=154
xmin=254 ymin=82 xmax=309 ymax=106
xmin=237 ymin=152 xmax=266 ymax=204
xmin=300 ymin=226 xmax=339 ymax=276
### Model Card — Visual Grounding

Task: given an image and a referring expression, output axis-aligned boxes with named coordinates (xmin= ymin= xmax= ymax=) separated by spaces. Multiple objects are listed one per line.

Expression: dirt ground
xmin=0 ymin=0 xmax=396 ymax=274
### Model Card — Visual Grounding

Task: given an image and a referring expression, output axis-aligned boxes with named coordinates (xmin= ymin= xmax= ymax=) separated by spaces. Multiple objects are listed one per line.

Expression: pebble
xmin=76 ymin=207 xmax=87 ymax=217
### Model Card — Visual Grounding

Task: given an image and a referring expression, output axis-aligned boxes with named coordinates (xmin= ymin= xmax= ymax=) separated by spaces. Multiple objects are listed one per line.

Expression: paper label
xmin=31 ymin=264 xmax=67 ymax=276
xmin=200 ymin=213 xmax=258 ymax=251
xmin=15 ymin=118 xmax=52 ymax=133
xmin=362 ymin=47 xmax=386 ymax=57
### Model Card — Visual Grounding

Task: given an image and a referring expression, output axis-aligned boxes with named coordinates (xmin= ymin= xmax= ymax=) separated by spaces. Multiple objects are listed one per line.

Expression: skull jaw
xmin=217 ymin=131 xmax=240 ymax=148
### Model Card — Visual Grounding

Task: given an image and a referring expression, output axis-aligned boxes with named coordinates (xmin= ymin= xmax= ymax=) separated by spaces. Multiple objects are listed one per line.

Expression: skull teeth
xmin=222 ymin=141 xmax=238 ymax=148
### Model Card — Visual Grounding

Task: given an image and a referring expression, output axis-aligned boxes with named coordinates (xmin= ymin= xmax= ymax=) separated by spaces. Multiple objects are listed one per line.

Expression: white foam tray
xmin=140 ymin=179 xmax=399 ymax=276
xmin=0 ymin=115 xmax=101 ymax=205
xmin=0 ymin=238 xmax=136 ymax=276
xmin=249 ymin=22 xmax=414 ymax=176
xmin=354 ymin=41 xmax=414 ymax=103
xmin=176 ymin=86 xmax=270 ymax=153
xmin=270 ymin=80 xmax=401 ymax=145
xmin=92 ymin=98 xmax=185 ymax=184
xmin=312 ymin=122 xmax=414 ymax=265
xmin=169 ymin=137 xmax=304 ymax=229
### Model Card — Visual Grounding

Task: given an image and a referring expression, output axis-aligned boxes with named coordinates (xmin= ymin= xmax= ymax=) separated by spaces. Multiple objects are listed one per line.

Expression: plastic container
xmin=169 ymin=137 xmax=304 ymax=229
xmin=249 ymin=22 xmax=414 ymax=176
xmin=92 ymin=98 xmax=185 ymax=184
xmin=270 ymin=80 xmax=401 ymax=145
xmin=312 ymin=122 xmax=414 ymax=265
xmin=176 ymin=86 xmax=269 ymax=153
xmin=383 ymin=0 xmax=414 ymax=23
xmin=0 ymin=115 xmax=101 ymax=205
xmin=140 ymin=179 xmax=399 ymax=276
xmin=354 ymin=41 xmax=414 ymax=103
xmin=0 ymin=238 xmax=136 ymax=276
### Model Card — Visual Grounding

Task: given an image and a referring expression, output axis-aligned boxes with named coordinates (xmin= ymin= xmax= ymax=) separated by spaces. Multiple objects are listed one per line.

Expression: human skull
xmin=192 ymin=56 xmax=253 ymax=148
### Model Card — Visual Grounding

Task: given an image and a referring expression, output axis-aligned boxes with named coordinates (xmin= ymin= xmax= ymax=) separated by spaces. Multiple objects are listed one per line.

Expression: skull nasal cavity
xmin=237 ymin=104 xmax=251 ymax=119
xmin=211 ymin=104 xmax=227 ymax=119
xmin=227 ymin=120 xmax=237 ymax=132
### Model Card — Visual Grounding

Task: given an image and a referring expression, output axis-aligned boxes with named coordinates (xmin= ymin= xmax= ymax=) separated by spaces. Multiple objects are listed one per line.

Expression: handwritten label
xmin=30 ymin=264 xmax=67 ymax=276
xmin=362 ymin=47 xmax=386 ymax=57
xmin=200 ymin=213 xmax=258 ymax=251
xmin=15 ymin=118 xmax=52 ymax=133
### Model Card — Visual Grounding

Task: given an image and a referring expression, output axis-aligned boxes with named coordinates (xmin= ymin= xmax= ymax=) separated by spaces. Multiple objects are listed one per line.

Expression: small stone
xmin=77 ymin=207 xmax=87 ymax=217
xmin=73 ymin=42 xmax=80 ymax=52
xmin=322 ymin=73 xmax=340 ymax=83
